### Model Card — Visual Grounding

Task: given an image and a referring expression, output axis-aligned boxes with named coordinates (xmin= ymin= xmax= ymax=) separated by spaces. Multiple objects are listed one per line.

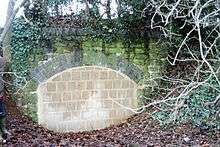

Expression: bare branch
xmin=0 ymin=0 xmax=28 ymax=43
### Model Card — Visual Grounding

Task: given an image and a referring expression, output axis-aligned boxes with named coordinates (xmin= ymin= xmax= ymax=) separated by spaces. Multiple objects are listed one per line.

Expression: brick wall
xmin=38 ymin=66 xmax=138 ymax=132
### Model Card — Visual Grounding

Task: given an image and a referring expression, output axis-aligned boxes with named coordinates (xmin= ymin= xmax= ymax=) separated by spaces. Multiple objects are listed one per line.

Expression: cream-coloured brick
xmin=71 ymin=110 xmax=80 ymax=118
xmin=93 ymin=120 xmax=106 ymax=129
xmin=127 ymin=89 xmax=134 ymax=98
xmin=105 ymin=119 xmax=113 ymax=126
xmin=67 ymin=82 xmax=76 ymax=91
xmin=101 ymin=90 xmax=108 ymax=99
xmin=116 ymin=73 xmax=124 ymax=79
xmin=57 ymin=82 xmax=67 ymax=91
xmin=108 ymin=71 xmax=117 ymax=79
xmin=66 ymin=122 xmax=74 ymax=132
xmin=90 ymin=71 xmax=99 ymax=79
xmin=121 ymin=99 xmax=129 ymax=106
xmin=116 ymin=109 xmax=124 ymax=117
xmin=84 ymin=120 xmax=93 ymax=130
xmin=82 ymin=91 xmax=89 ymax=100
xmin=103 ymin=100 xmax=113 ymax=108
xmin=121 ymin=80 xmax=130 ymax=89
xmin=90 ymin=90 xmax=99 ymax=98
xmin=72 ymin=91 xmax=81 ymax=100
xmin=110 ymin=109 xmax=117 ymax=118
xmin=80 ymin=111 xmax=87 ymax=120
xmin=86 ymin=81 xmax=94 ymax=90
xmin=129 ymin=98 xmax=138 ymax=108
xmin=63 ymin=112 xmax=71 ymax=121
xmin=76 ymin=101 xmax=86 ymax=110
xmin=81 ymin=71 xmax=90 ymax=80
xmin=112 ymin=101 xmax=120 ymax=109
xmin=46 ymin=103 xmax=58 ymax=112
xmin=94 ymin=81 xmax=104 ymax=89
xmin=51 ymin=93 xmax=62 ymax=102
xmin=104 ymin=81 xmax=112 ymax=89
xmin=66 ymin=102 xmax=77 ymax=111
xmin=117 ymin=90 xmax=127 ymax=98
xmin=125 ymin=109 xmax=133 ymax=116
xmin=59 ymin=103 xmax=69 ymax=112
xmin=78 ymin=121 xmax=87 ymax=131
xmin=75 ymin=81 xmax=86 ymax=90
xmin=112 ymin=118 xmax=121 ymax=125
xmin=38 ymin=66 xmax=141 ymax=133
xmin=129 ymin=81 xmax=135 ymax=88
xmin=109 ymin=90 xmax=117 ymax=99
xmin=47 ymin=83 xmax=56 ymax=92
xmin=62 ymin=92 xmax=71 ymax=101
xmin=122 ymin=109 xmax=129 ymax=117
xmin=112 ymin=80 xmax=122 ymax=89
xmin=62 ymin=72 xmax=71 ymax=81
xmin=72 ymin=71 xmax=80 ymax=80
xmin=52 ymin=75 xmax=61 ymax=81
xmin=67 ymin=122 xmax=80 ymax=132
xmin=100 ymin=71 xmax=108 ymax=79
xmin=112 ymin=99 xmax=124 ymax=108
xmin=43 ymin=93 xmax=52 ymax=102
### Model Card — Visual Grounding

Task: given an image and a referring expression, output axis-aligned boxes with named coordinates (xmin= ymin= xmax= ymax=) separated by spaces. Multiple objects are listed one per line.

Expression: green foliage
xmin=11 ymin=18 xmax=32 ymax=82
xmin=53 ymin=39 xmax=71 ymax=54
xmin=11 ymin=18 xmax=46 ymax=85
xmin=153 ymin=77 xmax=220 ymax=129
xmin=54 ymin=37 xmax=152 ymax=73
xmin=11 ymin=0 xmax=47 ymax=83
xmin=46 ymin=0 xmax=71 ymax=6
xmin=145 ymin=0 xmax=220 ymax=128
xmin=10 ymin=1 xmax=48 ymax=121
xmin=141 ymin=41 xmax=167 ymax=103
xmin=71 ymin=0 xmax=151 ymax=59
xmin=9 ymin=0 xmax=219 ymax=128
xmin=21 ymin=80 xmax=38 ymax=122
xmin=10 ymin=17 xmax=46 ymax=120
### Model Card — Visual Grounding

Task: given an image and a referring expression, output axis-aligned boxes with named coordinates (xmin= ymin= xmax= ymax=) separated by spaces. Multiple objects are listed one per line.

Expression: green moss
xmin=54 ymin=41 xmax=70 ymax=54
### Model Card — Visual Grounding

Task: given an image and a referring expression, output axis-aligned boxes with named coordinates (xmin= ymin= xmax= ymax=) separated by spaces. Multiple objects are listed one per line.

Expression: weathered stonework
xmin=31 ymin=51 xmax=144 ymax=84
xmin=32 ymin=51 xmax=144 ymax=132
xmin=37 ymin=66 xmax=138 ymax=132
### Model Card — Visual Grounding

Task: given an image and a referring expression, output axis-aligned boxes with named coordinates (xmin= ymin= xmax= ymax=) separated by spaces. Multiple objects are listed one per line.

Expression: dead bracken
xmin=4 ymin=99 xmax=220 ymax=146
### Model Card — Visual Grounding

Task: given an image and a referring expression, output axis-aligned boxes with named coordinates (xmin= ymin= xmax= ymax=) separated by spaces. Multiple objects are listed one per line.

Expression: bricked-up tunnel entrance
xmin=31 ymin=51 xmax=144 ymax=132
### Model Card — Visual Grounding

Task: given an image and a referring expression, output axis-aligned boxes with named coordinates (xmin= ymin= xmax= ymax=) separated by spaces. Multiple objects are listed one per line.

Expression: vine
xmin=11 ymin=1 xmax=47 ymax=86
xmin=9 ymin=1 xmax=47 ymax=121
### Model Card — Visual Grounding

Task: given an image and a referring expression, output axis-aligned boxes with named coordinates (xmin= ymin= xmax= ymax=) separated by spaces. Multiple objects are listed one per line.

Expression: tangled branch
xmin=136 ymin=0 xmax=220 ymax=123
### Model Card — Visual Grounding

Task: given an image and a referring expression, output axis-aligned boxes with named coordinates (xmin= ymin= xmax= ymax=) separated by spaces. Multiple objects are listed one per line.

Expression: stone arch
xmin=31 ymin=51 xmax=144 ymax=132
xmin=31 ymin=51 xmax=144 ymax=84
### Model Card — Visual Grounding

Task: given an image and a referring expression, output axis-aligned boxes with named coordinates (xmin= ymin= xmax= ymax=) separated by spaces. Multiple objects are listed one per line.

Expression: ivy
xmin=153 ymin=76 xmax=220 ymax=129
xmin=11 ymin=18 xmax=46 ymax=86
xmin=46 ymin=0 xmax=71 ymax=6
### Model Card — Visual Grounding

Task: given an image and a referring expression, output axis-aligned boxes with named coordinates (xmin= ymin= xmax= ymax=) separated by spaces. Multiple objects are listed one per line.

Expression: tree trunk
xmin=2 ymin=0 xmax=15 ymax=62
xmin=115 ymin=0 xmax=122 ymax=17
xmin=0 ymin=0 xmax=27 ymax=62
xmin=85 ymin=0 xmax=90 ymax=18
xmin=54 ymin=2 xmax=59 ymax=17
xmin=106 ymin=0 xmax=111 ymax=19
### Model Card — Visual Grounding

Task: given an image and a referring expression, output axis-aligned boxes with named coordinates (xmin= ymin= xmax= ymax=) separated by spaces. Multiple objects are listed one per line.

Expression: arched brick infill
xmin=31 ymin=51 xmax=144 ymax=132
